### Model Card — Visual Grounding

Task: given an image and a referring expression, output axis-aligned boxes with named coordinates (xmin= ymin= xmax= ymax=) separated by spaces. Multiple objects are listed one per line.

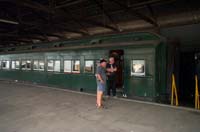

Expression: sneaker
xmin=97 ymin=104 xmax=107 ymax=109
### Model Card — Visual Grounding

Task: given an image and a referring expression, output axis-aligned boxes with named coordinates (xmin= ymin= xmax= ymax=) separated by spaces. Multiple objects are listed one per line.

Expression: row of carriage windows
xmin=0 ymin=59 xmax=145 ymax=76
xmin=0 ymin=60 xmax=94 ymax=74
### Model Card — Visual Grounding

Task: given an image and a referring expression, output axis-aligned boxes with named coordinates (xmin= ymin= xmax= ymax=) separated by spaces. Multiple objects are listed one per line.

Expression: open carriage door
xmin=109 ymin=50 xmax=124 ymax=89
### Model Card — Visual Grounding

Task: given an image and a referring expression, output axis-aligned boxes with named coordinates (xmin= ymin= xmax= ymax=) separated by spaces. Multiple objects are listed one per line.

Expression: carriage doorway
xmin=109 ymin=50 xmax=124 ymax=89
xmin=179 ymin=51 xmax=196 ymax=107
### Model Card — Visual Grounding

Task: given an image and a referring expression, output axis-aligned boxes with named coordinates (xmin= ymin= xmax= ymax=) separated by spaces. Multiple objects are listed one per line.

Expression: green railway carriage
xmin=0 ymin=32 xmax=167 ymax=102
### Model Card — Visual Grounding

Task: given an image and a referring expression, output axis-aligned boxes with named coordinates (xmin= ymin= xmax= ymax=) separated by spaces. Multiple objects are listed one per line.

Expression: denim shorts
xmin=97 ymin=83 xmax=106 ymax=92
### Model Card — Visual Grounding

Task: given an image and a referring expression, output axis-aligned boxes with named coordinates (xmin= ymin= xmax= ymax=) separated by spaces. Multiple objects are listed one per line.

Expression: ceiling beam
xmin=108 ymin=0 xmax=158 ymax=27
xmin=55 ymin=0 xmax=87 ymax=9
xmin=0 ymin=33 xmax=48 ymax=41
xmin=14 ymin=0 xmax=53 ymax=14
xmin=0 ymin=19 xmax=19 ymax=25
xmin=53 ymin=0 xmax=172 ymax=21
xmin=0 ymin=33 xmax=19 ymax=37
xmin=91 ymin=0 xmax=121 ymax=32
xmin=34 ymin=31 xmax=63 ymax=39
xmin=146 ymin=4 xmax=157 ymax=21
xmin=62 ymin=9 xmax=90 ymax=34
xmin=55 ymin=23 xmax=89 ymax=36
xmin=81 ymin=19 xmax=120 ymax=32
xmin=76 ymin=18 xmax=121 ymax=32
xmin=0 ymin=39 xmax=31 ymax=42
xmin=18 ymin=18 xmax=88 ymax=37
xmin=54 ymin=1 xmax=125 ymax=32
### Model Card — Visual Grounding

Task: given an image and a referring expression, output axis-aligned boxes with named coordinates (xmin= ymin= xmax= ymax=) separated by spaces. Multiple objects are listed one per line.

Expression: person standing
xmin=96 ymin=59 xmax=107 ymax=108
xmin=106 ymin=57 xmax=117 ymax=97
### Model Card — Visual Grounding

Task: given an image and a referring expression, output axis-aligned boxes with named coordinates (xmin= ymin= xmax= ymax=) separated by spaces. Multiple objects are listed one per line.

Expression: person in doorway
xmin=96 ymin=59 xmax=107 ymax=108
xmin=106 ymin=57 xmax=117 ymax=97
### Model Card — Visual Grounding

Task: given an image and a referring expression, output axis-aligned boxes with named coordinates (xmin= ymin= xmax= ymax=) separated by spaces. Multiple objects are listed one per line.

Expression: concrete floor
xmin=0 ymin=81 xmax=200 ymax=132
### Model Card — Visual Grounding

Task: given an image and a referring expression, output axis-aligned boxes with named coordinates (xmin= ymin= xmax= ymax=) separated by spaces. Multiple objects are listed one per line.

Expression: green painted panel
xmin=155 ymin=42 xmax=167 ymax=102
xmin=123 ymin=48 xmax=156 ymax=100
xmin=0 ymin=32 xmax=167 ymax=102
xmin=126 ymin=77 xmax=154 ymax=97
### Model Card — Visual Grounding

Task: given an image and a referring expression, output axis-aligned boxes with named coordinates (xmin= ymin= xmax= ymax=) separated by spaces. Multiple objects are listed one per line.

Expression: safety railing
xmin=195 ymin=75 xmax=200 ymax=110
xmin=171 ymin=74 xmax=179 ymax=106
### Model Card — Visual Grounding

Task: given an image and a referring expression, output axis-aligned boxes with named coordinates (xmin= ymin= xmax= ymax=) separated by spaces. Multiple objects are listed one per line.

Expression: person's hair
xmin=100 ymin=59 xmax=107 ymax=63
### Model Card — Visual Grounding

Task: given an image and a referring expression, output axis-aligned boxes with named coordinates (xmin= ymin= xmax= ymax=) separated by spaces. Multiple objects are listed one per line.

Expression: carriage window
xmin=15 ymin=61 xmax=20 ymax=69
xmin=39 ymin=60 xmax=44 ymax=71
xmin=27 ymin=61 xmax=31 ymax=70
xmin=33 ymin=60 xmax=39 ymax=70
xmin=11 ymin=61 xmax=15 ymax=69
xmin=72 ymin=60 xmax=80 ymax=73
xmin=33 ymin=60 xmax=44 ymax=71
xmin=131 ymin=60 xmax=145 ymax=76
xmin=64 ymin=60 xmax=72 ymax=73
xmin=2 ymin=61 xmax=10 ymax=69
xmin=21 ymin=61 xmax=26 ymax=69
xmin=84 ymin=60 xmax=94 ymax=73
xmin=47 ymin=60 xmax=54 ymax=71
xmin=11 ymin=61 xmax=19 ymax=69
xmin=54 ymin=60 xmax=60 ymax=72
xmin=22 ymin=60 xmax=31 ymax=70
xmin=47 ymin=60 xmax=60 ymax=72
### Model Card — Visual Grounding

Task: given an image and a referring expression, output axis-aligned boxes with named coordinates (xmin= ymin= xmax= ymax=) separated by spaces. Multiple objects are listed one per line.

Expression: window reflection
xmin=64 ymin=60 xmax=72 ymax=73
xmin=84 ymin=60 xmax=94 ymax=73
xmin=2 ymin=61 xmax=10 ymax=69
xmin=72 ymin=60 xmax=80 ymax=73
xmin=131 ymin=60 xmax=145 ymax=76
xmin=47 ymin=60 xmax=54 ymax=71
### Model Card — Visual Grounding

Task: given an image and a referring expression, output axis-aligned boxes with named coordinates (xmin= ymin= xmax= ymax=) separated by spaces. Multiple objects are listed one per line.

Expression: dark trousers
xmin=107 ymin=79 xmax=116 ymax=96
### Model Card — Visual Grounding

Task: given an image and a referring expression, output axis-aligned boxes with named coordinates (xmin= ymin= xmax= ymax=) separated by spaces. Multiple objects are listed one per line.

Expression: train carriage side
xmin=0 ymin=32 xmax=167 ymax=102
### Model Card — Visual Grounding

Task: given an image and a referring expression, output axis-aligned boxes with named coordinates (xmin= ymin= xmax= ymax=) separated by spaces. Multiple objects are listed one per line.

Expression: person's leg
xmin=107 ymin=79 xmax=111 ymax=96
xmin=112 ymin=80 xmax=116 ymax=96
xmin=99 ymin=91 xmax=103 ymax=106
xmin=97 ymin=91 xmax=103 ymax=108
xmin=97 ymin=91 xmax=100 ymax=106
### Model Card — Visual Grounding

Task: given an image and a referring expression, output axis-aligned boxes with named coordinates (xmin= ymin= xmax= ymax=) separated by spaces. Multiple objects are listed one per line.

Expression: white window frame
xmin=26 ymin=60 xmax=31 ymax=70
xmin=72 ymin=60 xmax=80 ymax=73
xmin=131 ymin=60 xmax=145 ymax=76
xmin=38 ymin=60 xmax=45 ymax=71
xmin=47 ymin=60 xmax=61 ymax=72
xmin=21 ymin=60 xmax=31 ymax=70
xmin=33 ymin=60 xmax=39 ymax=70
xmin=47 ymin=60 xmax=54 ymax=72
xmin=2 ymin=60 xmax=10 ymax=70
xmin=33 ymin=60 xmax=45 ymax=71
xmin=84 ymin=60 xmax=94 ymax=73
xmin=15 ymin=61 xmax=20 ymax=69
xmin=64 ymin=60 xmax=72 ymax=73
xmin=21 ymin=60 xmax=26 ymax=70
xmin=11 ymin=61 xmax=16 ymax=69
xmin=11 ymin=60 xmax=20 ymax=70
xmin=54 ymin=60 xmax=60 ymax=72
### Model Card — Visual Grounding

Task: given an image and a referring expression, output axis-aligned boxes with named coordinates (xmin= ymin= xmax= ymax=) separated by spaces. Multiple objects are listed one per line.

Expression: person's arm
xmin=96 ymin=67 xmax=104 ymax=83
xmin=96 ymin=74 xmax=104 ymax=84
xmin=106 ymin=68 xmax=112 ymax=72
xmin=106 ymin=64 xmax=111 ymax=72
xmin=112 ymin=64 xmax=117 ymax=72
xmin=106 ymin=64 xmax=112 ymax=75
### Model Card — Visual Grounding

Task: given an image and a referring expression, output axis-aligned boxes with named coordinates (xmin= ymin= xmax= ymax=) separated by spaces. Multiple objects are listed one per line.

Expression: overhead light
xmin=0 ymin=19 xmax=19 ymax=25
